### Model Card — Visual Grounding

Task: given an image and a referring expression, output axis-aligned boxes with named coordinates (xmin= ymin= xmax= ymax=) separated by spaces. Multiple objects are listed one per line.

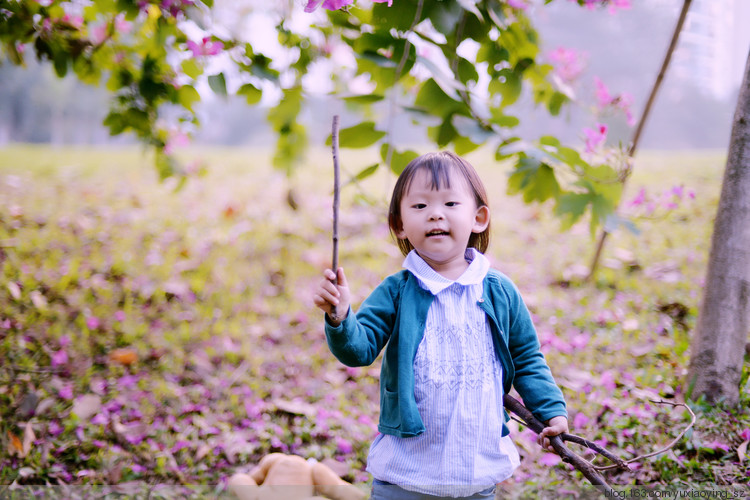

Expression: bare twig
xmin=330 ymin=115 xmax=341 ymax=322
xmin=587 ymin=0 xmax=693 ymax=280
xmin=593 ymin=400 xmax=696 ymax=471
xmin=504 ymin=394 xmax=696 ymax=487
xmin=503 ymin=394 xmax=612 ymax=488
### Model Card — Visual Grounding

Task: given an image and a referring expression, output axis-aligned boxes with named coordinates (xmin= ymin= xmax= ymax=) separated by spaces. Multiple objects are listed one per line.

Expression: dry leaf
xmin=72 ymin=394 xmax=102 ymax=421
xmin=22 ymin=422 xmax=35 ymax=458
xmin=738 ymin=440 xmax=748 ymax=464
xmin=7 ymin=430 xmax=23 ymax=457
xmin=30 ymin=290 xmax=47 ymax=310
xmin=7 ymin=282 xmax=21 ymax=300
xmin=109 ymin=348 xmax=138 ymax=366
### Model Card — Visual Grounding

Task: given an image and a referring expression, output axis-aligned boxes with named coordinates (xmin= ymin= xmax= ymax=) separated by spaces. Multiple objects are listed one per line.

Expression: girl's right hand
xmin=313 ymin=267 xmax=350 ymax=326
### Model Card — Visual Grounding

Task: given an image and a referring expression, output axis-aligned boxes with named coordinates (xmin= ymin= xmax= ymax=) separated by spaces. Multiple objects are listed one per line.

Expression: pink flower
xmin=372 ymin=0 xmax=393 ymax=4
xmin=539 ymin=453 xmax=562 ymax=466
xmin=336 ymin=437 xmax=353 ymax=454
xmin=91 ymin=24 xmax=108 ymax=45
xmin=186 ymin=37 xmax=224 ymax=57
xmin=304 ymin=0 xmax=354 ymax=12
xmin=594 ymin=76 xmax=612 ymax=108
xmin=59 ymin=383 xmax=74 ymax=400
xmin=599 ymin=370 xmax=616 ymax=391
xmin=86 ymin=316 xmax=100 ymax=330
xmin=583 ymin=123 xmax=607 ymax=153
xmin=548 ymin=47 xmax=587 ymax=83
xmin=48 ymin=420 xmax=64 ymax=437
xmin=164 ymin=130 xmax=190 ymax=154
xmin=628 ymin=187 xmax=646 ymax=207
xmin=506 ymin=0 xmax=528 ymax=9
xmin=573 ymin=412 xmax=590 ymax=429
xmin=114 ymin=310 xmax=126 ymax=322
xmin=740 ymin=428 xmax=750 ymax=441
xmin=51 ymin=349 xmax=68 ymax=367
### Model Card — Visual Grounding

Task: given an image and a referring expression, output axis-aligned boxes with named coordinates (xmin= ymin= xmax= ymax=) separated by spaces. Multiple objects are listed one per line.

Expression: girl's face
xmin=395 ymin=168 xmax=489 ymax=279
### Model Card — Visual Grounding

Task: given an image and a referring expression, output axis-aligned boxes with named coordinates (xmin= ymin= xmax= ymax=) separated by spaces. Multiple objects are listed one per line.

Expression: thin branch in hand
xmin=593 ymin=399 xmax=696 ymax=471
xmin=330 ymin=115 xmax=341 ymax=322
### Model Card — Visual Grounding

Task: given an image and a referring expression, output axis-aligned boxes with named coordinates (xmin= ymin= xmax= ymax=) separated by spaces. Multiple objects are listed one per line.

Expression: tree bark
xmin=686 ymin=47 xmax=750 ymax=406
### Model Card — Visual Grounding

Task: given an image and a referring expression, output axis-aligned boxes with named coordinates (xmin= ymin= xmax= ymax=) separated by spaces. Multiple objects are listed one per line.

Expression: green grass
xmin=0 ymin=144 xmax=747 ymax=496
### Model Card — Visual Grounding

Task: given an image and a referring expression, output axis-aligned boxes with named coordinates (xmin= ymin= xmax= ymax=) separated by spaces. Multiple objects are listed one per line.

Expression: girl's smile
xmin=395 ymin=168 xmax=489 ymax=280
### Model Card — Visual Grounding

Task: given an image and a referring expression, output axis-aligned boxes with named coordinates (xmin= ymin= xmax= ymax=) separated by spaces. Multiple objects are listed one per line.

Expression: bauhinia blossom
xmin=594 ymin=76 xmax=636 ymax=126
xmin=305 ymin=0 xmax=392 ymax=13
xmin=548 ymin=47 xmax=587 ymax=83
xmin=583 ymin=123 xmax=607 ymax=153
xmin=186 ymin=37 xmax=224 ymax=57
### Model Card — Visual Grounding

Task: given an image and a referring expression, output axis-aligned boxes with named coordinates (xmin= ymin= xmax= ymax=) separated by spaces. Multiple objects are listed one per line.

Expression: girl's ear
xmin=472 ymin=205 xmax=490 ymax=233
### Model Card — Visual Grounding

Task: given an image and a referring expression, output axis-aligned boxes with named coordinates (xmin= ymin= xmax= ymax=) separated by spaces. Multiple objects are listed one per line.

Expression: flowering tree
xmin=0 ymin=0 xmax=632 ymax=231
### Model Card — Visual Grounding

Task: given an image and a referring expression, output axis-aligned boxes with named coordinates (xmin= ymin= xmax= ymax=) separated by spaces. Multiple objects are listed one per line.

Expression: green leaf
xmin=507 ymin=157 xmax=560 ymax=203
xmin=208 ymin=72 xmax=227 ymax=97
xmin=181 ymin=58 xmax=202 ymax=79
xmin=237 ymin=83 xmax=262 ymax=105
xmin=452 ymin=115 xmax=494 ymax=145
xmin=539 ymin=136 xmax=560 ymax=148
xmin=177 ymin=85 xmax=201 ymax=112
xmin=348 ymin=164 xmax=379 ymax=184
xmin=457 ymin=57 xmax=479 ymax=85
xmin=415 ymin=79 xmax=463 ymax=118
xmin=555 ymin=192 xmax=592 ymax=230
xmin=342 ymin=95 xmax=384 ymax=105
xmin=489 ymin=68 xmax=521 ymax=107
xmin=547 ymin=91 xmax=567 ymax=116
xmin=489 ymin=110 xmax=520 ymax=128
xmin=380 ymin=144 xmax=419 ymax=175
xmin=326 ymin=122 xmax=385 ymax=149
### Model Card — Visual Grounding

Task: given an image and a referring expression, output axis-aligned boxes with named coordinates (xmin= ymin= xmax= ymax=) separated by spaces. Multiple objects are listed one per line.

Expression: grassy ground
xmin=0 ymin=144 xmax=748 ymax=497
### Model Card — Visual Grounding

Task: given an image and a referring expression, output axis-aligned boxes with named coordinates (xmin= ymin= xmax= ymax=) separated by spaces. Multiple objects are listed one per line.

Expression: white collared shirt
xmin=366 ymin=248 xmax=520 ymax=497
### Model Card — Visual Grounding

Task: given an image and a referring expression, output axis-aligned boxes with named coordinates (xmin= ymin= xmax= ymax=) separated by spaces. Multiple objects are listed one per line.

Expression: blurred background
xmin=2 ymin=0 xmax=748 ymax=152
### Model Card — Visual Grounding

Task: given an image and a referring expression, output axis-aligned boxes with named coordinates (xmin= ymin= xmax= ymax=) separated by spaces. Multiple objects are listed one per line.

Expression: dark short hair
xmin=388 ymin=151 xmax=491 ymax=256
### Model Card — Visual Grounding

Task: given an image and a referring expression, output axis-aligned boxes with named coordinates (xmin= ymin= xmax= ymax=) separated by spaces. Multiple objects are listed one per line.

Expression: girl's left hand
xmin=538 ymin=416 xmax=569 ymax=453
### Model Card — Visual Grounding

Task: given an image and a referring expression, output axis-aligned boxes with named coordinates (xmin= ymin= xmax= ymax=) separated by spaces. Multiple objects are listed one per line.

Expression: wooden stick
xmin=330 ymin=115 xmax=341 ymax=322
xmin=503 ymin=394 xmax=612 ymax=489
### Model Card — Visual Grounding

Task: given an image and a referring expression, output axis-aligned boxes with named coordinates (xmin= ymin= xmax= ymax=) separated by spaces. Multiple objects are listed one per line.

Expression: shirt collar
xmin=403 ymin=248 xmax=490 ymax=295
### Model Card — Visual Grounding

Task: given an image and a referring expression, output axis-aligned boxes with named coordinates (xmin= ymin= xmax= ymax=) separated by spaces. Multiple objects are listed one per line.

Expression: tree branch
xmin=503 ymin=394 xmax=696 ymax=487
xmin=587 ymin=0 xmax=693 ymax=280
xmin=330 ymin=115 xmax=341 ymax=323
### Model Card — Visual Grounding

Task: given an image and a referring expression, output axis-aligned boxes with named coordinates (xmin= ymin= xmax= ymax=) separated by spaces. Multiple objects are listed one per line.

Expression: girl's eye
xmin=412 ymin=203 xmax=426 ymax=209
xmin=445 ymin=202 xmax=458 ymax=207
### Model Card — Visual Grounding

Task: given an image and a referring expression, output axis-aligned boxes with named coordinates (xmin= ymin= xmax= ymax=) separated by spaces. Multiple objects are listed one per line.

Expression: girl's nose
xmin=428 ymin=210 xmax=444 ymax=221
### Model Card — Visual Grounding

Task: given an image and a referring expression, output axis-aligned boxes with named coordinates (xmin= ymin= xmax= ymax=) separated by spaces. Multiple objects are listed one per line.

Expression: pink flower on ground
xmin=114 ymin=310 xmax=126 ymax=322
xmin=583 ymin=123 xmax=607 ymax=153
xmin=59 ymin=383 xmax=74 ymax=400
xmin=115 ymin=16 xmax=133 ymax=34
xmin=48 ymin=420 xmax=64 ymax=437
xmin=573 ymin=412 xmax=590 ymax=429
xmin=51 ymin=349 xmax=68 ymax=367
xmin=336 ymin=437 xmax=353 ymax=454
xmin=539 ymin=453 xmax=562 ymax=466
xmin=608 ymin=0 xmax=631 ymax=13
xmin=186 ymin=37 xmax=224 ymax=57
xmin=86 ymin=316 xmax=100 ymax=330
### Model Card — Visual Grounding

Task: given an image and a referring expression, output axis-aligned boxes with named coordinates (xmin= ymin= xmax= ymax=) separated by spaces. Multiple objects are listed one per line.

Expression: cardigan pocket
xmin=380 ymin=388 xmax=400 ymax=429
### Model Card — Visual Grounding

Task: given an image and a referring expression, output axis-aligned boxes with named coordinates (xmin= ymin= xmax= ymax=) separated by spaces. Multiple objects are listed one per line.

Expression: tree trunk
xmin=686 ymin=48 xmax=750 ymax=406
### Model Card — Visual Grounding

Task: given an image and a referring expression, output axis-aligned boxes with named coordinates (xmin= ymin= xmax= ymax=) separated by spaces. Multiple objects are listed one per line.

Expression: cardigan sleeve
xmin=323 ymin=273 xmax=400 ymax=367
xmin=501 ymin=276 xmax=567 ymax=424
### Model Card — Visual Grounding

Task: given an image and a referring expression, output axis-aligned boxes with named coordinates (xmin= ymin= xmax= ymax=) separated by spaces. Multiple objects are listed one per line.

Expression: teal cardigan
xmin=324 ymin=268 xmax=567 ymax=438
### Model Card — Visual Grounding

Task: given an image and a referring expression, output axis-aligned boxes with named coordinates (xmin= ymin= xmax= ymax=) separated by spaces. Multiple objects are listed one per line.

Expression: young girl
xmin=314 ymin=151 xmax=568 ymax=499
